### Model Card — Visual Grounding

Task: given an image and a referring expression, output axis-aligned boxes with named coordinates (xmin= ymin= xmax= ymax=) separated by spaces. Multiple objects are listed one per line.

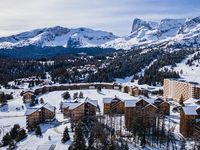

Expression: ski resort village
xmin=1 ymin=1 xmax=200 ymax=149
xmin=0 ymin=77 xmax=199 ymax=150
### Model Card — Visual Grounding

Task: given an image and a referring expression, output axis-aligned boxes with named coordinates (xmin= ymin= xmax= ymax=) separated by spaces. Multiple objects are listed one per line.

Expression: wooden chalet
xmin=154 ymin=98 xmax=170 ymax=115
xmin=180 ymin=106 xmax=200 ymax=138
xmin=124 ymin=97 xmax=170 ymax=130
xmin=23 ymin=91 xmax=35 ymax=103
xmin=62 ymin=97 xmax=98 ymax=123
xmin=25 ymin=103 xmax=56 ymax=129
xmin=103 ymin=96 xmax=125 ymax=114
xmin=121 ymin=86 xmax=141 ymax=96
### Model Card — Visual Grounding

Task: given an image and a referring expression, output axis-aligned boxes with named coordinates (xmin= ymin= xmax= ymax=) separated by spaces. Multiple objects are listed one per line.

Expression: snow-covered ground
xmin=161 ymin=51 xmax=200 ymax=84
xmin=0 ymin=87 xmax=198 ymax=149
xmin=115 ymin=75 xmax=133 ymax=84
xmin=38 ymin=89 xmax=134 ymax=113
xmin=0 ymin=89 xmax=135 ymax=150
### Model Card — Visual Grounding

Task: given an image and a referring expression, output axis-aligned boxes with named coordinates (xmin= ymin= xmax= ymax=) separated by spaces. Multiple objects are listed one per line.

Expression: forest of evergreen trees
xmin=138 ymin=49 xmax=196 ymax=85
xmin=0 ymin=47 xmax=199 ymax=86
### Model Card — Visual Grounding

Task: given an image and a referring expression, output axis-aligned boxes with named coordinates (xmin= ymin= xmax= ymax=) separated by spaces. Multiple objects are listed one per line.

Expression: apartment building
xmin=103 ymin=96 xmax=125 ymax=114
xmin=179 ymin=98 xmax=200 ymax=138
xmin=124 ymin=98 xmax=170 ymax=130
xmin=180 ymin=106 xmax=200 ymax=138
xmin=25 ymin=103 xmax=56 ymax=129
xmin=163 ymin=79 xmax=200 ymax=102
xmin=62 ymin=97 xmax=98 ymax=122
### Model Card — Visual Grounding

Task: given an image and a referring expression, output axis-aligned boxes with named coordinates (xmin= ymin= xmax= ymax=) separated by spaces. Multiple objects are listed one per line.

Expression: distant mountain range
xmin=0 ymin=27 xmax=117 ymax=49
xmin=0 ymin=16 xmax=200 ymax=50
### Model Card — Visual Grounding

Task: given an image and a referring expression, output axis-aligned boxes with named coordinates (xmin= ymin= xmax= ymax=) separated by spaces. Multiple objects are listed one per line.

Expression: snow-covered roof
xmin=62 ymin=97 xmax=98 ymax=110
xmin=43 ymin=103 xmax=56 ymax=112
xmin=144 ymin=103 xmax=158 ymax=109
xmin=154 ymin=98 xmax=164 ymax=103
xmin=182 ymin=106 xmax=198 ymax=115
xmin=25 ymin=103 xmax=55 ymax=116
xmin=103 ymin=98 xmax=113 ymax=104
xmin=184 ymin=98 xmax=200 ymax=107
xmin=37 ymin=144 xmax=56 ymax=150
xmin=137 ymin=96 xmax=155 ymax=104
xmin=25 ymin=108 xmax=38 ymax=116
xmin=196 ymin=118 xmax=200 ymax=123
xmin=62 ymin=102 xmax=83 ymax=110
xmin=23 ymin=90 xmax=34 ymax=95
xmin=125 ymin=100 xmax=137 ymax=107
xmin=85 ymin=98 xmax=98 ymax=107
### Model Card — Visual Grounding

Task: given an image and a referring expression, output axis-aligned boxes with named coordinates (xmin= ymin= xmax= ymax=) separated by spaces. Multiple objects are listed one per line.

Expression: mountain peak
xmin=131 ymin=18 xmax=151 ymax=33
xmin=185 ymin=16 xmax=200 ymax=28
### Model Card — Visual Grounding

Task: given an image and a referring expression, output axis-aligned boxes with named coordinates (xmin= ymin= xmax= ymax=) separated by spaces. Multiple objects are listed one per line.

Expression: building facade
xmin=62 ymin=98 xmax=98 ymax=122
xmin=124 ymin=98 xmax=170 ymax=130
xmin=163 ymin=79 xmax=200 ymax=102
xmin=180 ymin=106 xmax=200 ymax=138
xmin=121 ymin=86 xmax=141 ymax=96
xmin=23 ymin=91 xmax=35 ymax=103
xmin=103 ymin=97 xmax=125 ymax=114
xmin=25 ymin=103 xmax=56 ymax=129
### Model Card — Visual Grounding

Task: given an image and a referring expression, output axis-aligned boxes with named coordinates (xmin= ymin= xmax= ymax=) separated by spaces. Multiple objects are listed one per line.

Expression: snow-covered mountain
xmin=0 ymin=26 xmax=118 ymax=49
xmin=0 ymin=16 xmax=200 ymax=50
xmin=102 ymin=16 xmax=200 ymax=50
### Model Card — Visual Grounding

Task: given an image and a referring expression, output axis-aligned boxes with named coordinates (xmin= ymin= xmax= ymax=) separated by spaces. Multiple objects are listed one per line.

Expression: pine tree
xmin=62 ymin=91 xmax=71 ymax=100
xmin=16 ymin=128 xmax=27 ymax=142
xmin=72 ymin=124 xmax=86 ymax=150
xmin=179 ymin=95 xmax=184 ymax=106
xmin=73 ymin=92 xmax=78 ymax=100
xmin=10 ymin=124 xmax=20 ymax=140
xmin=88 ymin=131 xmax=95 ymax=150
xmin=0 ymin=97 xmax=7 ymax=106
xmin=2 ymin=133 xmax=11 ymax=146
xmin=109 ymin=140 xmax=116 ymax=150
xmin=79 ymin=92 xmax=83 ymax=98
xmin=124 ymin=142 xmax=129 ymax=150
xmin=62 ymin=127 xmax=70 ymax=143
xmin=35 ymin=125 xmax=42 ymax=136
xmin=9 ymin=140 xmax=17 ymax=150
xmin=40 ymin=98 xmax=44 ymax=104
xmin=97 ymin=87 xmax=101 ymax=92
xmin=48 ymin=136 xmax=51 ymax=141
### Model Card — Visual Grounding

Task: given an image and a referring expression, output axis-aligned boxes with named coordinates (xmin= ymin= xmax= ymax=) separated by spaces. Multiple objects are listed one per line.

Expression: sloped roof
xmin=25 ymin=103 xmax=55 ymax=116
xmin=43 ymin=103 xmax=56 ymax=112
xmin=62 ymin=102 xmax=83 ymax=110
xmin=125 ymin=100 xmax=137 ymax=107
xmin=103 ymin=98 xmax=113 ymax=104
xmin=85 ymin=98 xmax=98 ymax=107
xmin=144 ymin=103 xmax=158 ymax=110
xmin=182 ymin=106 xmax=198 ymax=115
xmin=196 ymin=118 xmax=200 ymax=123
xmin=184 ymin=98 xmax=200 ymax=107
xmin=25 ymin=108 xmax=38 ymax=116
xmin=23 ymin=90 xmax=34 ymax=95
xmin=62 ymin=97 xmax=98 ymax=110
xmin=36 ymin=144 xmax=56 ymax=150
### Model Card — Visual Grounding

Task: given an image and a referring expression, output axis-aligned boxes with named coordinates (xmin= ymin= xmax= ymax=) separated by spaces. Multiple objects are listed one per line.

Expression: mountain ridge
xmin=0 ymin=16 xmax=200 ymax=50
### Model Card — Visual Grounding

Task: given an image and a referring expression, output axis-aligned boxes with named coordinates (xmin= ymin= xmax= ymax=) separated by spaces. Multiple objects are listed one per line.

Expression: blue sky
xmin=0 ymin=0 xmax=199 ymax=36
